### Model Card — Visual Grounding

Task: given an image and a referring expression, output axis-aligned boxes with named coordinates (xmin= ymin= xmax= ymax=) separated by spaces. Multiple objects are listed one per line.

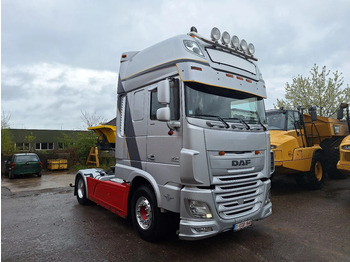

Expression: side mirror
xmin=310 ymin=111 xmax=317 ymax=121
xmin=157 ymin=107 xmax=170 ymax=121
xmin=294 ymin=120 xmax=302 ymax=129
xmin=157 ymin=80 xmax=170 ymax=104
xmin=309 ymin=106 xmax=317 ymax=121
xmin=337 ymin=108 xmax=344 ymax=120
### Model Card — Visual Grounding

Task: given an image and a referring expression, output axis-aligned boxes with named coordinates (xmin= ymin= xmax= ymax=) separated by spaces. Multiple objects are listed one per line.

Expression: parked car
xmin=5 ymin=153 xmax=42 ymax=179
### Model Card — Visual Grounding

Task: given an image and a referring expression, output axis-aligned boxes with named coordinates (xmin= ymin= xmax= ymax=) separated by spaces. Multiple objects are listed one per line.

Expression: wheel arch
xmin=74 ymin=168 xmax=103 ymax=198
xmin=116 ymin=164 xmax=162 ymax=209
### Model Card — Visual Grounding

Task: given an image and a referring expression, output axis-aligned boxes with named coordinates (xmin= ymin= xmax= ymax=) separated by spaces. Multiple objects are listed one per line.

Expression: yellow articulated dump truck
xmin=337 ymin=103 xmax=350 ymax=175
xmin=266 ymin=106 xmax=348 ymax=189
xmin=88 ymin=118 xmax=116 ymax=150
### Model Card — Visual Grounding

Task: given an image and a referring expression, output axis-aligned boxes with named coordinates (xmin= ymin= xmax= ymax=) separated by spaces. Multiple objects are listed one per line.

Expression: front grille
xmin=213 ymin=173 xmax=263 ymax=219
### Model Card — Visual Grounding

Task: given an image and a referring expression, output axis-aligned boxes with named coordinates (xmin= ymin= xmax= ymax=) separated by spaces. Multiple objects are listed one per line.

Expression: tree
xmin=80 ymin=110 xmax=107 ymax=129
xmin=24 ymin=132 xmax=36 ymax=152
xmin=275 ymin=64 xmax=350 ymax=117
xmin=1 ymin=110 xmax=15 ymax=155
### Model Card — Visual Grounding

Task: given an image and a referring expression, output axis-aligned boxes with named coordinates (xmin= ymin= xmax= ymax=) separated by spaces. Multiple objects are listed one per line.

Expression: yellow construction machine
xmin=86 ymin=119 xmax=116 ymax=167
xmin=267 ymin=106 xmax=348 ymax=189
xmin=337 ymin=103 xmax=350 ymax=175
xmin=88 ymin=119 xmax=116 ymax=151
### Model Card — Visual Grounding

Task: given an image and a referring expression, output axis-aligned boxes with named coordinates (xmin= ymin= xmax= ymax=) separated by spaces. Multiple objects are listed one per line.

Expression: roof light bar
xmin=188 ymin=26 xmax=257 ymax=60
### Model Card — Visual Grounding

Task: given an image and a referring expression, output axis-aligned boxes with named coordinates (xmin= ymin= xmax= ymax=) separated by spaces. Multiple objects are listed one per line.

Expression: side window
xmin=150 ymin=80 xmax=180 ymax=120
xmin=119 ymin=95 xmax=126 ymax=137
xmin=150 ymin=91 xmax=162 ymax=120
xmin=287 ymin=111 xmax=297 ymax=130
xmin=133 ymin=90 xmax=144 ymax=121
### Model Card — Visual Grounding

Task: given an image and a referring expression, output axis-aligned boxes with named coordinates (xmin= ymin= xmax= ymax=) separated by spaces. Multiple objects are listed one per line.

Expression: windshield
xmin=266 ymin=110 xmax=300 ymax=130
xmin=266 ymin=112 xmax=287 ymax=130
xmin=185 ymin=82 xmax=267 ymax=124
xmin=15 ymin=155 xmax=39 ymax=163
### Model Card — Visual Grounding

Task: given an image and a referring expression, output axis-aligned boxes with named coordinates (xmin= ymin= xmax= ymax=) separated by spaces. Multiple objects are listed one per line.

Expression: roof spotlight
xmin=190 ymin=26 xmax=198 ymax=33
xmin=221 ymin=31 xmax=231 ymax=45
xmin=240 ymin=39 xmax=248 ymax=52
xmin=248 ymin=43 xmax=255 ymax=55
xmin=231 ymin=35 xmax=240 ymax=49
xmin=211 ymin=27 xmax=221 ymax=41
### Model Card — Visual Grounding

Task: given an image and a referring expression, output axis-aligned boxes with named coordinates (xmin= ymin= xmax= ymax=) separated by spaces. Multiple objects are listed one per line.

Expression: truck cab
xmin=75 ymin=27 xmax=273 ymax=241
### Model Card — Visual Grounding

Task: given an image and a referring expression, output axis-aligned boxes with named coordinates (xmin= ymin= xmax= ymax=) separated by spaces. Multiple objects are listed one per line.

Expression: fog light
xmin=186 ymin=199 xmax=213 ymax=219
xmin=193 ymin=227 xmax=213 ymax=233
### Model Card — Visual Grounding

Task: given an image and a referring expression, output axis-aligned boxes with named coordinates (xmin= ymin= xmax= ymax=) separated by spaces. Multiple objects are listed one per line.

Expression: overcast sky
xmin=2 ymin=0 xmax=350 ymax=130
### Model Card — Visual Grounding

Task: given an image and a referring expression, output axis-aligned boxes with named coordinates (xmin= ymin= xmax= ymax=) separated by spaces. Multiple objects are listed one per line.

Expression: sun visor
xmin=177 ymin=62 xmax=267 ymax=98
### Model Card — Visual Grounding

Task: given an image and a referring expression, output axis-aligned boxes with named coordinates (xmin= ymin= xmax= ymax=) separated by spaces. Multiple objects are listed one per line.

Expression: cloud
xmin=2 ymin=63 xmax=117 ymax=130
xmin=2 ymin=0 xmax=350 ymax=129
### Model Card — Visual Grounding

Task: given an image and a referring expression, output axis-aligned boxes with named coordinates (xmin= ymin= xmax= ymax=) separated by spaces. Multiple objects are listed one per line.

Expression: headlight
xmin=333 ymin=125 xmax=340 ymax=134
xmin=342 ymin=145 xmax=350 ymax=151
xmin=270 ymin=145 xmax=277 ymax=149
xmin=186 ymin=199 xmax=213 ymax=219
xmin=183 ymin=40 xmax=204 ymax=57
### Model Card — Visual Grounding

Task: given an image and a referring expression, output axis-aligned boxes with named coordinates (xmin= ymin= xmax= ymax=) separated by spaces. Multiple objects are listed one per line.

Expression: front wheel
xmin=305 ymin=151 xmax=325 ymax=190
xmin=131 ymin=185 xmax=165 ymax=242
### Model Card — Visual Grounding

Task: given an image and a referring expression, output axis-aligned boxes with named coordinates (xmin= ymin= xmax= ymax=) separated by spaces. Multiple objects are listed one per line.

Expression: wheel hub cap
xmin=136 ymin=197 xmax=152 ymax=230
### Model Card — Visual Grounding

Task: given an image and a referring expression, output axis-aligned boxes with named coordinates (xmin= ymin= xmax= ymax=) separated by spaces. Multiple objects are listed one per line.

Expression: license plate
xmin=233 ymin=220 xmax=252 ymax=231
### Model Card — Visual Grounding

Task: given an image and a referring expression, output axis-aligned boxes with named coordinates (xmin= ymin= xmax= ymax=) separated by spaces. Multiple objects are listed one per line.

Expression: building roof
xmin=5 ymin=129 xmax=90 ymax=143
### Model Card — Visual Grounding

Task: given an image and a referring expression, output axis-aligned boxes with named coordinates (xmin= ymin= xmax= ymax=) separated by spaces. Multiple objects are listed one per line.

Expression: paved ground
xmin=1 ymin=170 xmax=76 ymax=193
xmin=2 ymin=171 xmax=350 ymax=261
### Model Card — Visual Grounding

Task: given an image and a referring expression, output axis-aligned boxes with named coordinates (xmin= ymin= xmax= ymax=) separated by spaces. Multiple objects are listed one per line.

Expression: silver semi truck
xmin=74 ymin=27 xmax=274 ymax=241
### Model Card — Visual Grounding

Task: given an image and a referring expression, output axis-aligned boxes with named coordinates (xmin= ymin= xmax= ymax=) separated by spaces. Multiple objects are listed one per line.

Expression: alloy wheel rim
xmin=136 ymin=196 xmax=152 ymax=230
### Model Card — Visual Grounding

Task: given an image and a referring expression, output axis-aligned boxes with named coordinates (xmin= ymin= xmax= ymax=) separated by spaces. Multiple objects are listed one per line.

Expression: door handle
xmin=147 ymin=154 xmax=155 ymax=161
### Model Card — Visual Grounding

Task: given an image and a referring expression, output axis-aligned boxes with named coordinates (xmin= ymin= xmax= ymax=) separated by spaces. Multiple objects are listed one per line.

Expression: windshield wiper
xmin=192 ymin=114 xmax=229 ymax=128
xmin=257 ymin=118 xmax=267 ymax=131
xmin=238 ymin=118 xmax=250 ymax=130
xmin=223 ymin=117 xmax=251 ymax=130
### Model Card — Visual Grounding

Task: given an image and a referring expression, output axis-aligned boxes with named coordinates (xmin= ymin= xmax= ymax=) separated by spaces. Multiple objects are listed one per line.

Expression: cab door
xmin=145 ymin=79 xmax=182 ymax=183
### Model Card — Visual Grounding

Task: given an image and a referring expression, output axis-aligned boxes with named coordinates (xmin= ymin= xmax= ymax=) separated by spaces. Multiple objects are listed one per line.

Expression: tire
xmin=76 ymin=176 xmax=90 ymax=205
xmin=321 ymin=138 xmax=345 ymax=179
xmin=131 ymin=185 xmax=165 ymax=242
xmin=9 ymin=171 xmax=14 ymax=179
xmin=305 ymin=151 xmax=325 ymax=190
xmin=37 ymin=172 xmax=42 ymax=177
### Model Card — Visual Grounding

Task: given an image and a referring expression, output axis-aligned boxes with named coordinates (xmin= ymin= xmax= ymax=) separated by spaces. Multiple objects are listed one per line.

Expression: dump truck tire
xmin=321 ymin=139 xmax=346 ymax=179
xmin=305 ymin=151 xmax=324 ymax=190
